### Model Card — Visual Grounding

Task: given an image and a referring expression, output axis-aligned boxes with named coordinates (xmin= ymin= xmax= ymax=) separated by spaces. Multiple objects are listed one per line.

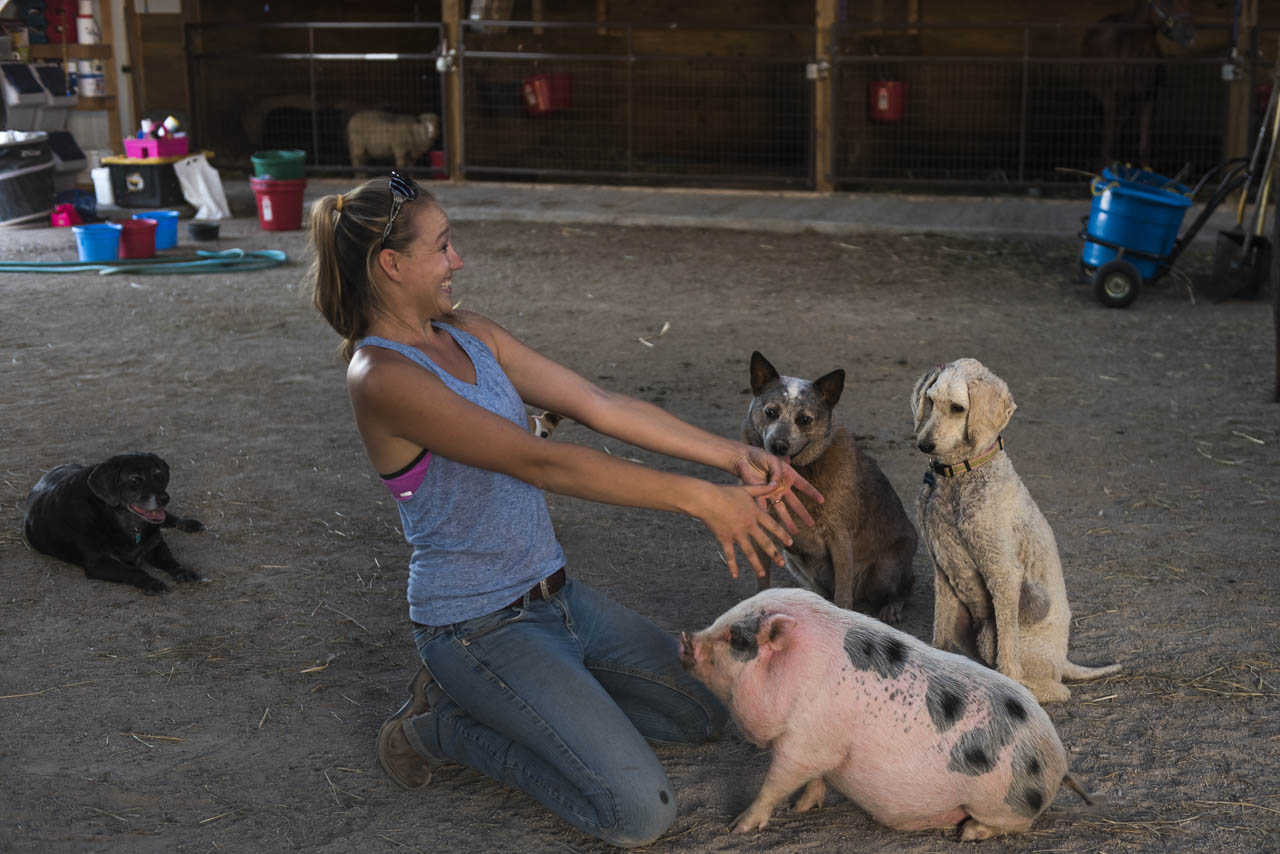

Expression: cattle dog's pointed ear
xmin=813 ymin=369 xmax=845 ymax=409
xmin=749 ymin=351 xmax=780 ymax=396
xmin=87 ymin=461 xmax=122 ymax=506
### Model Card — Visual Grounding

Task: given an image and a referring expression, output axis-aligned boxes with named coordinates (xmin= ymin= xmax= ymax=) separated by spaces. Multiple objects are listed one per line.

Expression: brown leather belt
xmin=413 ymin=569 xmax=567 ymax=631
xmin=507 ymin=567 xmax=566 ymax=610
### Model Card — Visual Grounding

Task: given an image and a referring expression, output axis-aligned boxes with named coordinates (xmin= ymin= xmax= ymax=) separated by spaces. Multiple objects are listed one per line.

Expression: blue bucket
xmin=133 ymin=210 xmax=179 ymax=250
xmin=1081 ymin=168 xmax=1193 ymax=281
xmin=71 ymin=222 xmax=122 ymax=262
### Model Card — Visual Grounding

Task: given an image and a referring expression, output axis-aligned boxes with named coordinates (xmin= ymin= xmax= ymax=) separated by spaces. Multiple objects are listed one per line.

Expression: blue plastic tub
xmin=1080 ymin=168 xmax=1193 ymax=281
xmin=71 ymin=222 xmax=122 ymax=261
xmin=133 ymin=209 xmax=179 ymax=250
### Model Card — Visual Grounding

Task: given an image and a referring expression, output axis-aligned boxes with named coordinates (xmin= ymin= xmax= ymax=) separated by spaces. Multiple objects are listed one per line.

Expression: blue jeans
xmin=405 ymin=579 xmax=728 ymax=848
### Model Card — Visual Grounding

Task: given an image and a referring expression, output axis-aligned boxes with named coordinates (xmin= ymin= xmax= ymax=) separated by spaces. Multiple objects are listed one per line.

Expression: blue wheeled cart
xmin=1078 ymin=162 xmax=1250 ymax=307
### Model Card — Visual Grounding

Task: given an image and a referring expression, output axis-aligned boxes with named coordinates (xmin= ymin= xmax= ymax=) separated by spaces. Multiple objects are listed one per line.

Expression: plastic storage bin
xmin=31 ymin=62 xmax=77 ymax=131
xmin=133 ymin=209 xmax=178 ymax=249
xmin=0 ymin=63 xmax=46 ymax=129
xmin=250 ymin=149 xmax=306 ymax=180
xmin=48 ymin=129 xmax=86 ymax=193
xmin=0 ymin=131 xmax=55 ymax=226
xmin=72 ymin=221 xmax=121 ymax=261
xmin=124 ymin=136 xmax=188 ymax=159
xmin=102 ymin=154 xmax=188 ymax=208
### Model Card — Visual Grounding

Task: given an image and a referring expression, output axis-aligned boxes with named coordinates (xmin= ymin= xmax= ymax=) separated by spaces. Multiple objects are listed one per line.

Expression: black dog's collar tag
xmin=922 ymin=469 xmax=936 ymax=488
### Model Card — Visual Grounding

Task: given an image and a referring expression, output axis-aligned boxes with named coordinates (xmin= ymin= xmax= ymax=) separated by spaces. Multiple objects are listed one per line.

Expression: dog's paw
xmin=170 ymin=568 xmax=207 ymax=584
xmin=176 ymin=518 xmax=206 ymax=533
xmin=878 ymin=600 xmax=905 ymax=624
xmin=141 ymin=577 xmax=170 ymax=595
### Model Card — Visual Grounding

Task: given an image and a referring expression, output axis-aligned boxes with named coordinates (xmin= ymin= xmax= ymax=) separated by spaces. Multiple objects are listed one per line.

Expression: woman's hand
xmin=732 ymin=447 xmax=823 ymax=535
xmin=696 ymin=482 xmax=795 ymax=580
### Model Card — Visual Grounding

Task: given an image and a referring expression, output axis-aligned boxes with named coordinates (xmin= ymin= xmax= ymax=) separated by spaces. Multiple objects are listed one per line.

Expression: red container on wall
xmin=523 ymin=74 xmax=572 ymax=116
xmin=869 ymin=80 xmax=906 ymax=122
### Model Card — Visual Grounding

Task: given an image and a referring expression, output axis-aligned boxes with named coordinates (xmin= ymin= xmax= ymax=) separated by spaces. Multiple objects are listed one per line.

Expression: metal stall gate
xmin=186 ymin=22 xmax=447 ymax=175
xmin=186 ymin=17 xmax=1241 ymax=192
xmin=829 ymin=21 xmax=1232 ymax=190
xmin=457 ymin=20 xmax=813 ymax=188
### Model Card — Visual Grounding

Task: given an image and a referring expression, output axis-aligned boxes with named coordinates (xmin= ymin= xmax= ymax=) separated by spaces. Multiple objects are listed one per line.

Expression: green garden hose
xmin=0 ymin=249 xmax=288 ymax=275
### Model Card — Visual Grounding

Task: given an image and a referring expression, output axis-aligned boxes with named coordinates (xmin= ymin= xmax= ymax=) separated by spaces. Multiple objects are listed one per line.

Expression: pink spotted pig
xmin=678 ymin=588 xmax=1099 ymax=839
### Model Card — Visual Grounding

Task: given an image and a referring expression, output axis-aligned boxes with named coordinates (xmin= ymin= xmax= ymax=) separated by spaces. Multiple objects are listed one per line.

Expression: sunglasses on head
xmin=380 ymin=171 xmax=421 ymax=248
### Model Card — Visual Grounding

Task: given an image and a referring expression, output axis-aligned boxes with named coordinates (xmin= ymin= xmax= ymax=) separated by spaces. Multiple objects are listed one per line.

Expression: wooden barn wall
xmin=182 ymin=1 xmax=1278 ymax=181
xmin=839 ymin=0 xmax=1228 ymax=162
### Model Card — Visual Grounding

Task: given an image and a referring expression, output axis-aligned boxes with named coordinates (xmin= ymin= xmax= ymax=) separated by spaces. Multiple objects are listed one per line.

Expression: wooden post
xmin=814 ymin=0 xmax=836 ymax=192
xmin=443 ymin=0 xmax=464 ymax=182
xmin=1224 ymin=0 xmax=1258 ymax=165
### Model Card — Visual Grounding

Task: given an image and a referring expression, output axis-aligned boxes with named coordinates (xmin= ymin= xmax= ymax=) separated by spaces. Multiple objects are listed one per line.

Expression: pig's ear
xmin=759 ymin=613 xmax=797 ymax=650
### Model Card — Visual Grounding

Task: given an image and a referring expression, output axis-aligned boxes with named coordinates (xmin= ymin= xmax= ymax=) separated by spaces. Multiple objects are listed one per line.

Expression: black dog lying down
xmin=24 ymin=452 xmax=207 ymax=595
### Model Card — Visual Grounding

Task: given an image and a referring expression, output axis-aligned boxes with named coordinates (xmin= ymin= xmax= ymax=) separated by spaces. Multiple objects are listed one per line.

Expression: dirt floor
xmin=1 ymin=209 xmax=1277 ymax=854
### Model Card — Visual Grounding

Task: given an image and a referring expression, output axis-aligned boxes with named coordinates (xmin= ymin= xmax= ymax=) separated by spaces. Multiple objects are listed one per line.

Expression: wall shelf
xmin=24 ymin=10 xmax=121 ymax=149
xmin=73 ymin=95 xmax=116 ymax=110
xmin=29 ymin=44 xmax=113 ymax=61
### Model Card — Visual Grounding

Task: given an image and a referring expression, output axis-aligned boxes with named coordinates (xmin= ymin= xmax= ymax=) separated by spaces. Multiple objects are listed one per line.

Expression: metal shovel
xmin=1210 ymin=48 xmax=1280 ymax=301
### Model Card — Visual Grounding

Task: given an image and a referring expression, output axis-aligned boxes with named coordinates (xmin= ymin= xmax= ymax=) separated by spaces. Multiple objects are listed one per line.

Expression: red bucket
xmin=869 ymin=80 xmax=906 ymax=122
xmin=250 ymin=176 xmax=307 ymax=231
xmin=118 ymin=217 xmax=157 ymax=259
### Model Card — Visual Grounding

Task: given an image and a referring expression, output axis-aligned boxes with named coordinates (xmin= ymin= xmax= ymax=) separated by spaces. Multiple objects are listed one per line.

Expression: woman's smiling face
xmin=397 ymin=202 xmax=464 ymax=316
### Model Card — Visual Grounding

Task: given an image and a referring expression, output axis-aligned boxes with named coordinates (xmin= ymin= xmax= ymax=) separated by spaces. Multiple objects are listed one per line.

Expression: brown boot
xmin=376 ymin=666 xmax=434 ymax=789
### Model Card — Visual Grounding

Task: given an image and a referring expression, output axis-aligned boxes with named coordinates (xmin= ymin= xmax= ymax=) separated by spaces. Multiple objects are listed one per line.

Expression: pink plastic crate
xmin=123 ymin=137 xmax=189 ymax=159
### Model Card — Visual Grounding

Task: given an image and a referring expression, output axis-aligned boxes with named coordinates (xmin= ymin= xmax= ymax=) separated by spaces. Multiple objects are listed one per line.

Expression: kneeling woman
xmin=306 ymin=173 xmax=819 ymax=848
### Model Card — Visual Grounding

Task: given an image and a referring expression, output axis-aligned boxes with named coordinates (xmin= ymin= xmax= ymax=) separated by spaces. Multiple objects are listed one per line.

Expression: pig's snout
xmin=677 ymin=632 xmax=696 ymax=670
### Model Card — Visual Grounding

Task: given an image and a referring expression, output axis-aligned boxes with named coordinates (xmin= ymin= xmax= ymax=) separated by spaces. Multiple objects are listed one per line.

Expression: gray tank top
xmin=356 ymin=324 xmax=565 ymax=625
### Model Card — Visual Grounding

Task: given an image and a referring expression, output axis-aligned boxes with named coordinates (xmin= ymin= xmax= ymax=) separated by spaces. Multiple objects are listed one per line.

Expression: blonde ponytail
xmin=305 ymin=178 xmax=436 ymax=361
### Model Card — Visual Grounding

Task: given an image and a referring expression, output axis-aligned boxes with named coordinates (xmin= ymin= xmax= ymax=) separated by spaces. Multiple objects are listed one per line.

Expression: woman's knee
xmin=672 ymin=676 xmax=730 ymax=743
xmin=598 ymin=779 xmax=678 ymax=848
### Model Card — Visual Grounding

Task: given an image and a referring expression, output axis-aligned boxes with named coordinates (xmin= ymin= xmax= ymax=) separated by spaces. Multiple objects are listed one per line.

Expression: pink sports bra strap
xmin=381 ymin=449 xmax=432 ymax=502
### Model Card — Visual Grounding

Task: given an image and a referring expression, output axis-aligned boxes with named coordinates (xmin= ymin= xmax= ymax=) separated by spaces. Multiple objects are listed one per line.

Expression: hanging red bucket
xmin=869 ymin=80 xmax=906 ymax=122
xmin=522 ymin=73 xmax=573 ymax=116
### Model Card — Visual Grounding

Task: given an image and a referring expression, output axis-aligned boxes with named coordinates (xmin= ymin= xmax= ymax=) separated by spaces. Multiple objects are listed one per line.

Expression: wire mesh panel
xmin=461 ymin=21 xmax=812 ymax=188
xmin=464 ymin=57 xmax=627 ymax=175
xmin=185 ymin=17 xmax=1241 ymax=191
xmin=835 ymin=59 xmax=1024 ymax=183
xmin=188 ymin=23 xmax=445 ymax=175
xmin=831 ymin=22 xmax=1231 ymax=189
xmin=630 ymin=58 xmax=810 ymax=181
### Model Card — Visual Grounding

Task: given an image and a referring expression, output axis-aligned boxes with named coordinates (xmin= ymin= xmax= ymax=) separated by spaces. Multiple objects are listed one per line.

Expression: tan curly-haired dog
xmin=911 ymin=358 xmax=1119 ymax=703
